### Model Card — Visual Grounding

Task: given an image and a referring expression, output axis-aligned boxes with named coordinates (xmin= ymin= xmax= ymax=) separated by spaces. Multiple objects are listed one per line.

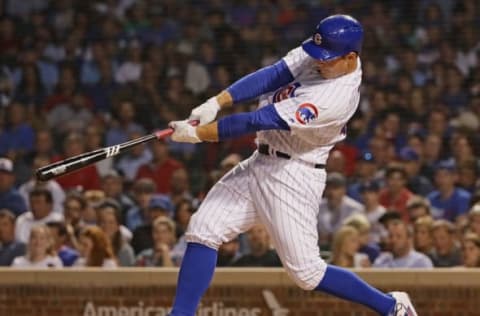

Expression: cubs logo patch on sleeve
xmin=273 ymin=82 xmax=300 ymax=103
xmin=295 ymin=103 xmax=318 ymax=124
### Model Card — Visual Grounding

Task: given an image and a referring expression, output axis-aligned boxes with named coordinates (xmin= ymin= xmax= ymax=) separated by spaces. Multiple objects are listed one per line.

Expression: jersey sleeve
xmin=282 ymin=46 xmax=312 ymax=78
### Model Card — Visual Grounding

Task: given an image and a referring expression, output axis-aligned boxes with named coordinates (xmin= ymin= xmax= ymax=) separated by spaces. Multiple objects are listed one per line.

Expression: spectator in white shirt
xmin=18 ymin=155 xmax=66 ymax=214
xmin=374 ymin=219 xmax=434 ymax=268
xmin=11 ymin=224 xmax=63 ymax=268
xmin=15 ymin=188 xmax=64 ymax=243
xmin=318 ymin=172 xmax=364 ymax=249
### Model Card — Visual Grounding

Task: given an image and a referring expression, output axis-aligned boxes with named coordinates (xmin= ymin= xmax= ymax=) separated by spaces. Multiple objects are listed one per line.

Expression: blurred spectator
xmin=231 ymin=224 xmax=282 ymax=267
xmin=63 ymin=192 xmax=87 ymax=239
xmin=106 ymin=100 xmax=145 ymax=147
xmin=413 ymin=216 xmax=434 ymax=255
xmin=318 ymin=172 xmax=364 ymax=249
xmin=326 ymin=149 xmax=346 ymax=175
xmin=461 ymin=232 xmax=480 ymax=267
xmin=53 ymin=133 xmax=101 ymax=191
xmin=429 ymin=220 xmax=462 ymax=267
xmin=217 ymin=237 xmax=241 ymax=267
xmin=427 ymin=160 xmax=471 ymax=223
xmin=0 ymin=102 xmax=35 ymax=159
xmin=170 ymin=168 xmax=193 ymax=206
xmin=373 ymin=219 xmax=433 ymax=268
xmin=82 ymin=190 xmax=105 ymax=225
xmin=359 ymin=180 xmax=386 ymax=244
xmin=131 ymin=194 xmax=174 ymax=254
xmin=100 ymin=169 xmax=134 ymax=217
xmin=115 ymin=131 xmax=152 ymax=183
xmin=331 ymin=225 xmax=370 ymax=268
xmin=456 ymin=159 xmax=478 ymax=193
xmin=11 ymin=224 xmax=63 ymax=268
xmin=174 ymin=199 xmax=195 ymax=239
xmin=343 ymin=214 xmax=380 ymax=263
xmin=379 ymin=166 xmax=414 ymax=223
xmin=74 ymin=226 xmax=117 ymax=268
xmin=406 ymin=196 xmax=431 ymax=223
xmin=347 ymin=151 xmax=379 ymax=202
xmin=0 ymin=157 xmax=27 ymax=216
xmin=23 ymin=129 xmax=56 ymax=165
xmin=19 ymin=155 xmax=66 ymax=214
xmin=46 ymin=221 xmax=79 ymax=267
xmin=114 ymin=41 xmax=143 ymax=84
xmin=136 ymin=140 xmax=184 ymax=194
xmin=399 ymin=147 xmax=434 ymax=196
xmin=420 ymin=133 xmax=443 ymax=181
xmin=135 ymin=216 xmax=181 ymax=267
xmin=15 ymin=188 xmax=63 ymax=243
xmin=469 ymin=204 xmax=480 ymax=235
xmin=46 ymin=93 xmax=93 ymax=136
xmin=97 ymin=200 xmax=135 ymax=267
xmin=0 ymin=209 xmax=26 ymax=266
xmin=125 ymin=178 xmax=157 ymax=231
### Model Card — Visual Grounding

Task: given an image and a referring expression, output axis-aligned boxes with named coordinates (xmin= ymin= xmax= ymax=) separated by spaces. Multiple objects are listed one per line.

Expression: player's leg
xmin=169 ymin=158 xmax=259 ymax=316
xmin=250 ymin=156 xmax=415 ymax=316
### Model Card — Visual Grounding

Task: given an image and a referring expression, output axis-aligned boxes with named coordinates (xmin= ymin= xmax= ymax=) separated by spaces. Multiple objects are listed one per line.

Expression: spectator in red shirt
xmin=379 ymin=166 xmax=414 ymax=223
xmin=136 ymin=140 xmax=183 ymax=194
xmin=54 ymin=133 xmax=101 ymax=191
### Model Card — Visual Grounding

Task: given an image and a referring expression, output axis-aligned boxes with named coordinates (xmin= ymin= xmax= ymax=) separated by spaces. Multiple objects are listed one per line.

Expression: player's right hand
xmin=189 ymin=97 xmax=221 ymax=125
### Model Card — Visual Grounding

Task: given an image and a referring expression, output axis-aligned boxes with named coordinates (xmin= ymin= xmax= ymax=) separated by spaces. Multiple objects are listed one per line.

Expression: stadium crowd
xmin=1 ymin=0 xmax=480 ymax=269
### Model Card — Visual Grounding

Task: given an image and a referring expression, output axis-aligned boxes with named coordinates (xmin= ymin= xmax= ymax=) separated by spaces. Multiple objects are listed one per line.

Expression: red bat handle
xmin=154 ymin=120 xmax=200 ymax=140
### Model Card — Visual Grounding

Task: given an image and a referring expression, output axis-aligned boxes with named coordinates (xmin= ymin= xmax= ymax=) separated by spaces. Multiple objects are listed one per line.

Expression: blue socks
xmin=170 ymin=243 xmax=218 ymax=316
xmin=169 ymin=245 xmax=395 ymax=316
xmin=315 ymin=265 xmax=395 ymax=315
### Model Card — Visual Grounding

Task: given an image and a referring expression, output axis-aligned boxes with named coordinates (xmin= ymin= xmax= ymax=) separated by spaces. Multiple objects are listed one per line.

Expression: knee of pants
xmin=284 ymin=257 xmax=328 ymax=290
xmin=184 ymin=212 xmax=223 ymax=250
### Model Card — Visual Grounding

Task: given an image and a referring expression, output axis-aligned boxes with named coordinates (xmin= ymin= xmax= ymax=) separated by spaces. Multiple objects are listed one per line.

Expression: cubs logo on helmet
xmin=295 ymin=103 xmax=318 ymax=124
xmin=273 ymin=83 xmax=300 ymax=103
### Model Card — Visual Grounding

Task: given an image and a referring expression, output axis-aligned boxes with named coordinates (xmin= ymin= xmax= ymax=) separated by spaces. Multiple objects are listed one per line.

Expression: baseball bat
xmin=35 ymin=121 xmax=198 ymax=181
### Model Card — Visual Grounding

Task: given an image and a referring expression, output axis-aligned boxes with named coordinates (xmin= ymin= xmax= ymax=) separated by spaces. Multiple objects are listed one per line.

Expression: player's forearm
xmin=225 ymin=60 xmax=294 ymax=104
xmin=196 ymin=104 xmax=289 ymax=142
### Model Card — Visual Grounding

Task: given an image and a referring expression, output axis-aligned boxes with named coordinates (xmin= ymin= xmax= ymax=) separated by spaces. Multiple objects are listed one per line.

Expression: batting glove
xmin=189 ymin=97 xmax=221 ymax=126
xmin=169 ymin=120 xmax=202 ymax=143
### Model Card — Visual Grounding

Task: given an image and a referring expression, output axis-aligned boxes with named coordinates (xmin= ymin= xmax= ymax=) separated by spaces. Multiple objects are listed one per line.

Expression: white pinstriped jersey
xmin=256 ymin=46 xmax=362 ymax=164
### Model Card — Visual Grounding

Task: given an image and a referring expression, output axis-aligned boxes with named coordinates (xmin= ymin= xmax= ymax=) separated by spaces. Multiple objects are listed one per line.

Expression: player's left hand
xmin=169 ymin=120 xmax=202 ymax=143
xmin=189 ymin=97 xmax=221 ymax=126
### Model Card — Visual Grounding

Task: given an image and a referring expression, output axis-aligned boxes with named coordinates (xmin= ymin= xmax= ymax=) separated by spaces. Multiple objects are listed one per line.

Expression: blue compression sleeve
xmin=315 ymin=265 xmax=395 ymax=315
xmin=226 ymin=60 xmax=294 ymax=104
xmin=217 ymin=104 xmax=289 ymax=141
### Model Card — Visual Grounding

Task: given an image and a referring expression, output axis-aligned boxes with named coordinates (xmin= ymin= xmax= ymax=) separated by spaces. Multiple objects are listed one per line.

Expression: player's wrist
xmin=215 ymin=90 xmax=234 ymax=109
xmin=196 ymin=122 xmax=219 ymax=142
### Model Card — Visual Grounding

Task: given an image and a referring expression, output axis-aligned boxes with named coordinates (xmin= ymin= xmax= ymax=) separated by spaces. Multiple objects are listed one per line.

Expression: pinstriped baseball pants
xmin=185 ymin=151 xmax=328 ymax=290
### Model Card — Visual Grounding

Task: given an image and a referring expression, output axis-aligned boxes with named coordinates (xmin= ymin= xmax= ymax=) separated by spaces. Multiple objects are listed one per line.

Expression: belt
xmin=258 ymin=144 xmax=326 ymax=169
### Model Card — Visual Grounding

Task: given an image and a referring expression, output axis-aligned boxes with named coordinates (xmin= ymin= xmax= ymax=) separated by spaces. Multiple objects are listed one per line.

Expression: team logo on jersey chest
xmin=273 ymin=82 xmax=300 ymax=103
xmin=295 ymin=103 xmax=318 ymax=124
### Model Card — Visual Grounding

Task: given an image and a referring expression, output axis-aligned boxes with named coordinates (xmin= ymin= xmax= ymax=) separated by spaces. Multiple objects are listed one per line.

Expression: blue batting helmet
xmin=302 ymin=14 xmax=363 ymax=61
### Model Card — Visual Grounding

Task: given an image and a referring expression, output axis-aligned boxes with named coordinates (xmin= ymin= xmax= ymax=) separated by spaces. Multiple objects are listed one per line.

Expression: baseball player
xmin=168 ymin=15 xmax=417 ymax=316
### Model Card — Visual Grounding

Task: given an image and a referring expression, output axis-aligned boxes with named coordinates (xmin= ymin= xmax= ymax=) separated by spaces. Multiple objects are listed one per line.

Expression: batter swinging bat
xmin=35 ymin=121 xmax=198 ymax=181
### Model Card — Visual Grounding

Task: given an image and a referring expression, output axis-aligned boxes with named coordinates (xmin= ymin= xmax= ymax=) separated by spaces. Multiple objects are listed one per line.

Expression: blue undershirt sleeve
xmin=226 ymin=59 xmax=294 ymax=104
xmin=217 ymin=104 xmax=289 ymax=141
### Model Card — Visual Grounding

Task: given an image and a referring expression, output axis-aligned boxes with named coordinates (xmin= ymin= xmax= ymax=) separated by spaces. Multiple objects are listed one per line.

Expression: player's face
xmin=314 ymin=52 xmax=356 ymax=79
